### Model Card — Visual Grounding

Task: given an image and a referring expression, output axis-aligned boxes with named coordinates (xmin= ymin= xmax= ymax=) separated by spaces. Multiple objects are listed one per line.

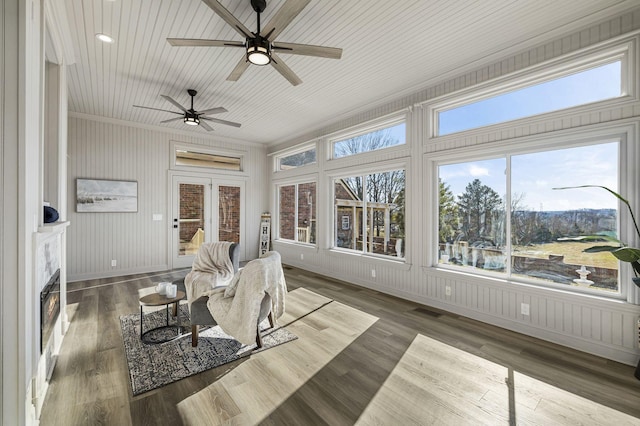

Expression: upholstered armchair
xmin=174 ymin=242 xmax=240 ymax=347
xmin=175 ymin=244 xmax=284 ymax=349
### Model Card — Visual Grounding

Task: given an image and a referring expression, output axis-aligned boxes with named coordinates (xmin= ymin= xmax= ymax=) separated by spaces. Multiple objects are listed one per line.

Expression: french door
xmin=170 ymin=174 xmax=245 ymax=268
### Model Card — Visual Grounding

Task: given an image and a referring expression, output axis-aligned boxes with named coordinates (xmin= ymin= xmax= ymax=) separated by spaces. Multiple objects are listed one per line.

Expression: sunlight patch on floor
xmin=356 ymin=334 xmax=639 ymax=425
xmin=176 ymin=288 xmax=379 ymax=425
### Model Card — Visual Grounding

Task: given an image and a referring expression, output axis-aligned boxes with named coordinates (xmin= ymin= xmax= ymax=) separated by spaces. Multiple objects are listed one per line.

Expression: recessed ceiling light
xmin=95 ymin=33 xmax=114 ymax=43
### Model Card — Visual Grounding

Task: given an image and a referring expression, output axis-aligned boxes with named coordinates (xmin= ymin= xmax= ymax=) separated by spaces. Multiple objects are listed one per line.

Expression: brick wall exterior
xmin=279 ymin=182 xmax=317 ymax=242
xmin=219 ymin=185 xmax=240 ymax=243
xmin=179 ymin=183 xmax=204 ymax=242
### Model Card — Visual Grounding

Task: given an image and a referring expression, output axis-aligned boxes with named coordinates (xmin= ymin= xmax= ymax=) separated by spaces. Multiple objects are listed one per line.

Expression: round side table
xmin=139 ymin=290 xmax=187 ymax=344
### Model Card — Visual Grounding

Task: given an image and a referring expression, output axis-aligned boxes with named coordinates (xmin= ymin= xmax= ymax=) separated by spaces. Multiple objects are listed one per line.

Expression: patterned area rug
xmin=120 ymin=305 xmax=297 ymax=395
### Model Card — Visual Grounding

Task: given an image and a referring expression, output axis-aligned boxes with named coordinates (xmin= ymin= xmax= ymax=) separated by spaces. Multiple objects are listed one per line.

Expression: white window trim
xmin=327 ymin=112 xmax=409 ymax=161
xmin=274 ymin=177 xmax=318 ymax=246
xmin=427 ymin=35 xmax=638 ymax=138
xmin=425 ymin=121 xmax=638 ymax=301
xmin=271 ymin=141 xmax=318 ymax=173
xmin=328 ymin=159 xmax=409 ymax=262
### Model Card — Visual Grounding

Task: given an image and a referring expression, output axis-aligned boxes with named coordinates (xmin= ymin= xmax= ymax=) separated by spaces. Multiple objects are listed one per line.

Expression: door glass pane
xmin=179 ymin=183 xmax=205 ymax=256
xmin=219 ymin=185 xmax=241 ymax=243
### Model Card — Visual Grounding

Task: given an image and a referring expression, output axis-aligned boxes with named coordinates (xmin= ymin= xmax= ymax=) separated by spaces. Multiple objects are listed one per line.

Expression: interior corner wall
xmin=270 ymin=8 xmax=640 ymax=366
xmin=66 ymin=116 xmax=267 ymax=281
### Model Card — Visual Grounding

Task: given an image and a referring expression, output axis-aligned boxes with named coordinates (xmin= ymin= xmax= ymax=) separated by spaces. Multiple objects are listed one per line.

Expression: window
xmin=332 ymin=121 xmax=406 ymax=159
xmin=175 ymin=148 xmax=242 ymax=171
xmin=437 ymin=141 xmax=620 ymax=293
xmin=437 ymin=60 xmax=623 ymax=136
xmin=334 ymin=169 xmax=405 ymax=258
xmin=277 ymin=147 xmax=316 ymax=171
xmin=278 ymin=182 xmax=316 ymax=244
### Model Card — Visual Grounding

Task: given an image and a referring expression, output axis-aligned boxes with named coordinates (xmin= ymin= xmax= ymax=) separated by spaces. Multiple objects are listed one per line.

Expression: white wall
xmin=1 ymin=0 xmax=58 ymax=423
xmin=270 ymin=9 xmax=640 ymax=366
xmin=66 ymin=115 xmax=268 ymax=281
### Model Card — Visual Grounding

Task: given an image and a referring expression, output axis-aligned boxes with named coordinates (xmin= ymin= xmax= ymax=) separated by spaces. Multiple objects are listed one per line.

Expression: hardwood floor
xmin=40 ymin=266 xmax=640 ymax=425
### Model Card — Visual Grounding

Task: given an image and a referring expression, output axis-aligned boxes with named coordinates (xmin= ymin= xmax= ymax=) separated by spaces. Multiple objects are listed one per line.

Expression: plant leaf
xmin=610 ymin=247 xmax=640 ymax=263
xmin=584 ymin=245 xmax=622 ymax=253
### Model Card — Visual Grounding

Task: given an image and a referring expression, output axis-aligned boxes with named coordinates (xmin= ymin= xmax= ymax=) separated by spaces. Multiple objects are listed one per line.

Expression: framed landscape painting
xmin=76 ymin=178 xmax=138 ymax=212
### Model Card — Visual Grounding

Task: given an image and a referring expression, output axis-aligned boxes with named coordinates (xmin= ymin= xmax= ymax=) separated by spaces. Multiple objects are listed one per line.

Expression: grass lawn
xmin=513 ymin=241 xmax=618 ymax=269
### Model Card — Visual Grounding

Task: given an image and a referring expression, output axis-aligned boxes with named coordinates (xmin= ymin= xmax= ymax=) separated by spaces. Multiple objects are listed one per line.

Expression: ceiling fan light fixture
xmin=246 ymin=38 xmax=271 ymax=65
xmin=184 ymin=115 xmax=200 ymax=126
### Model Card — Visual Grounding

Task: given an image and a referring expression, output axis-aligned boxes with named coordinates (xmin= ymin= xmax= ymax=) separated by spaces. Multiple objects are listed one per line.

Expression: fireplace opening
xmin=41 ymin=269 xmax=60 ymax=354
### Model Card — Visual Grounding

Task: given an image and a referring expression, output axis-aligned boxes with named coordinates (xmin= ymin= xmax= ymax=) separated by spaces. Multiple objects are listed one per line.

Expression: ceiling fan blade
xmin=201 ymin=0 xmax=253 ymax=39
xmin=133 ymin=105 xmax=182 ymax=115
xmin=270 ymin=53 xmax=302 ymax=86
xmin=201 ymin=117 xmax=241 ymax=128
xmin=167 ymin=38 xmax=244 ymax=48
xmin=199 ymin=120 xmax=214 ymax=132
xmin=261 ymin=0 xmax=310 ymax=40
xmin=198 ymin=106 xmax=228 ymax=115
xmin=227 ymin=57 xmax=250 ymax=82
xmin=161 ymin=95 xmax=188 ymax=112
xmin=273 ymin=42 xmax=342 ymax=59
xmin=160 ymin=117 xmax=185 ymax=124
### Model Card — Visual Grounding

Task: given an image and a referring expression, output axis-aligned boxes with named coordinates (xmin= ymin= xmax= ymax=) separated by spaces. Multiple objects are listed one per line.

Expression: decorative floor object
xmin=120 ymin=305 xmax=297 ymax=395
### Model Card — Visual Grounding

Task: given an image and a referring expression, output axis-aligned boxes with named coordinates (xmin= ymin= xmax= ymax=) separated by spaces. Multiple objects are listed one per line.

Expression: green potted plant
xmin=554 ymin=185 xmax=640 ymax=287
xmin=556 ymin=184 xmax=640 ymax=380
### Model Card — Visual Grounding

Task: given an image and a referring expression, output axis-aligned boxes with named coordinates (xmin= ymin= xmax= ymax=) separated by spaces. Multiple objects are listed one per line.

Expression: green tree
xmin=457 ymin=179 xmax=502 ymax=244
xmin=439 ymin=179 xmax=458 ymax=243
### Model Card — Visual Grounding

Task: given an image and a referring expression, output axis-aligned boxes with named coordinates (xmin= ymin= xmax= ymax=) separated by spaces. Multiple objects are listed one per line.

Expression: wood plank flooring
xmin=40 ymin=266 xmax=640 ymax=425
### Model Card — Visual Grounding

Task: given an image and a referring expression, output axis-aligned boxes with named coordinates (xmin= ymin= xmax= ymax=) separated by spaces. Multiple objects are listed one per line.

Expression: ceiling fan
xmin=133 ymin=89 xmax=241 ymax=131
xmin=167 ymin=0 xmax=343 ymax=86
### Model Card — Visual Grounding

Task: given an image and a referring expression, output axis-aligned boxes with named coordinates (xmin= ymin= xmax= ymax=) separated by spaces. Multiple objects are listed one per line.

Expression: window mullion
xmin=505 ymin=155 xmax=512 ymax=277
xmin=294 ymin=184 xmax=299 ymax=243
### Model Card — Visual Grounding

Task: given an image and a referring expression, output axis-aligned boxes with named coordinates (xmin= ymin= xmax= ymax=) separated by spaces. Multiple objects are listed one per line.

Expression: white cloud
xmin=469 ymin=165 xmax=490 ymax=177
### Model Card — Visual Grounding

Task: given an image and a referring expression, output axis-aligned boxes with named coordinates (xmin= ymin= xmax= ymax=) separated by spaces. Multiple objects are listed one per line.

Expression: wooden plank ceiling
xmin=63 ymin=0 xmax=635 ymax=145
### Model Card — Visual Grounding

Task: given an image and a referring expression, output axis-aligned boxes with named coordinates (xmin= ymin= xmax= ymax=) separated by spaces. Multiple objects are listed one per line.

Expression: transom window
xmin=334 ymin=169 xmax=405 ymax=258
xmin=331 ymin=121 xmax=406 ymax=159
xmin=174 ymin=148 xmax=242 ymax=171
xmin=276 ymin=146 xmax=316 ymax=171
xmin=278 ymin=182 xmax=316 ymax=244
xmin=437 ymin=60 xmax=623 ymax=136
xmin=437 ymin=141 xmax=620 ymax=294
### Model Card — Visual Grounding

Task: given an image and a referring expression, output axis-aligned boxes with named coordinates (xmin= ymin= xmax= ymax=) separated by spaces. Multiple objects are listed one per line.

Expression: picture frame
xmin=76 ymin=178 xmax=138 ymax=213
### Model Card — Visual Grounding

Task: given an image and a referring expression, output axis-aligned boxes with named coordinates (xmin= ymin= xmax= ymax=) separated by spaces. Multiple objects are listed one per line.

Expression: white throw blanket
xmin=184 ymin=242 xmax=234 ymax=309
xmin=206 ymin=251 xmax=287 ymax=345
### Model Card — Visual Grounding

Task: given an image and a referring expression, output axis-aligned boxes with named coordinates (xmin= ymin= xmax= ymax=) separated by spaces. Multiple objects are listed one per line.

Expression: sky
xmin=438 ymin=61 xmax=621 ymax=136
xmin=439 ymin=142 xmax=619 ymax=211
xmin=437 ymin=60 xmax=622 ymax=212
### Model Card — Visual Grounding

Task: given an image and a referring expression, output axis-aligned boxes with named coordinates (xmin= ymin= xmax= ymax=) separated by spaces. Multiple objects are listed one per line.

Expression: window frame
xmin=274 ymin=179 xmax=318 ymax=246
xmin=273 ymin=142 xmax=318 ymax=172
xmin=328 ymin=159 xmax=409 ymax=262
xmin=428 ymin=38 xmax=636 ymax=138
xmin=328 ymin=113 xmax=408 ymax=161
xmin=170 ymin=141 xmax=246 ymax=175
xmin=426 ymin=123 xmax=635 ymax=300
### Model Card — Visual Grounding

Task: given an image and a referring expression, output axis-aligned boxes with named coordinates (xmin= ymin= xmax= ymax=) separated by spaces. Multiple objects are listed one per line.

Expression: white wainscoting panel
xmin=67 ymin=116 xmax=266 ymax=280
